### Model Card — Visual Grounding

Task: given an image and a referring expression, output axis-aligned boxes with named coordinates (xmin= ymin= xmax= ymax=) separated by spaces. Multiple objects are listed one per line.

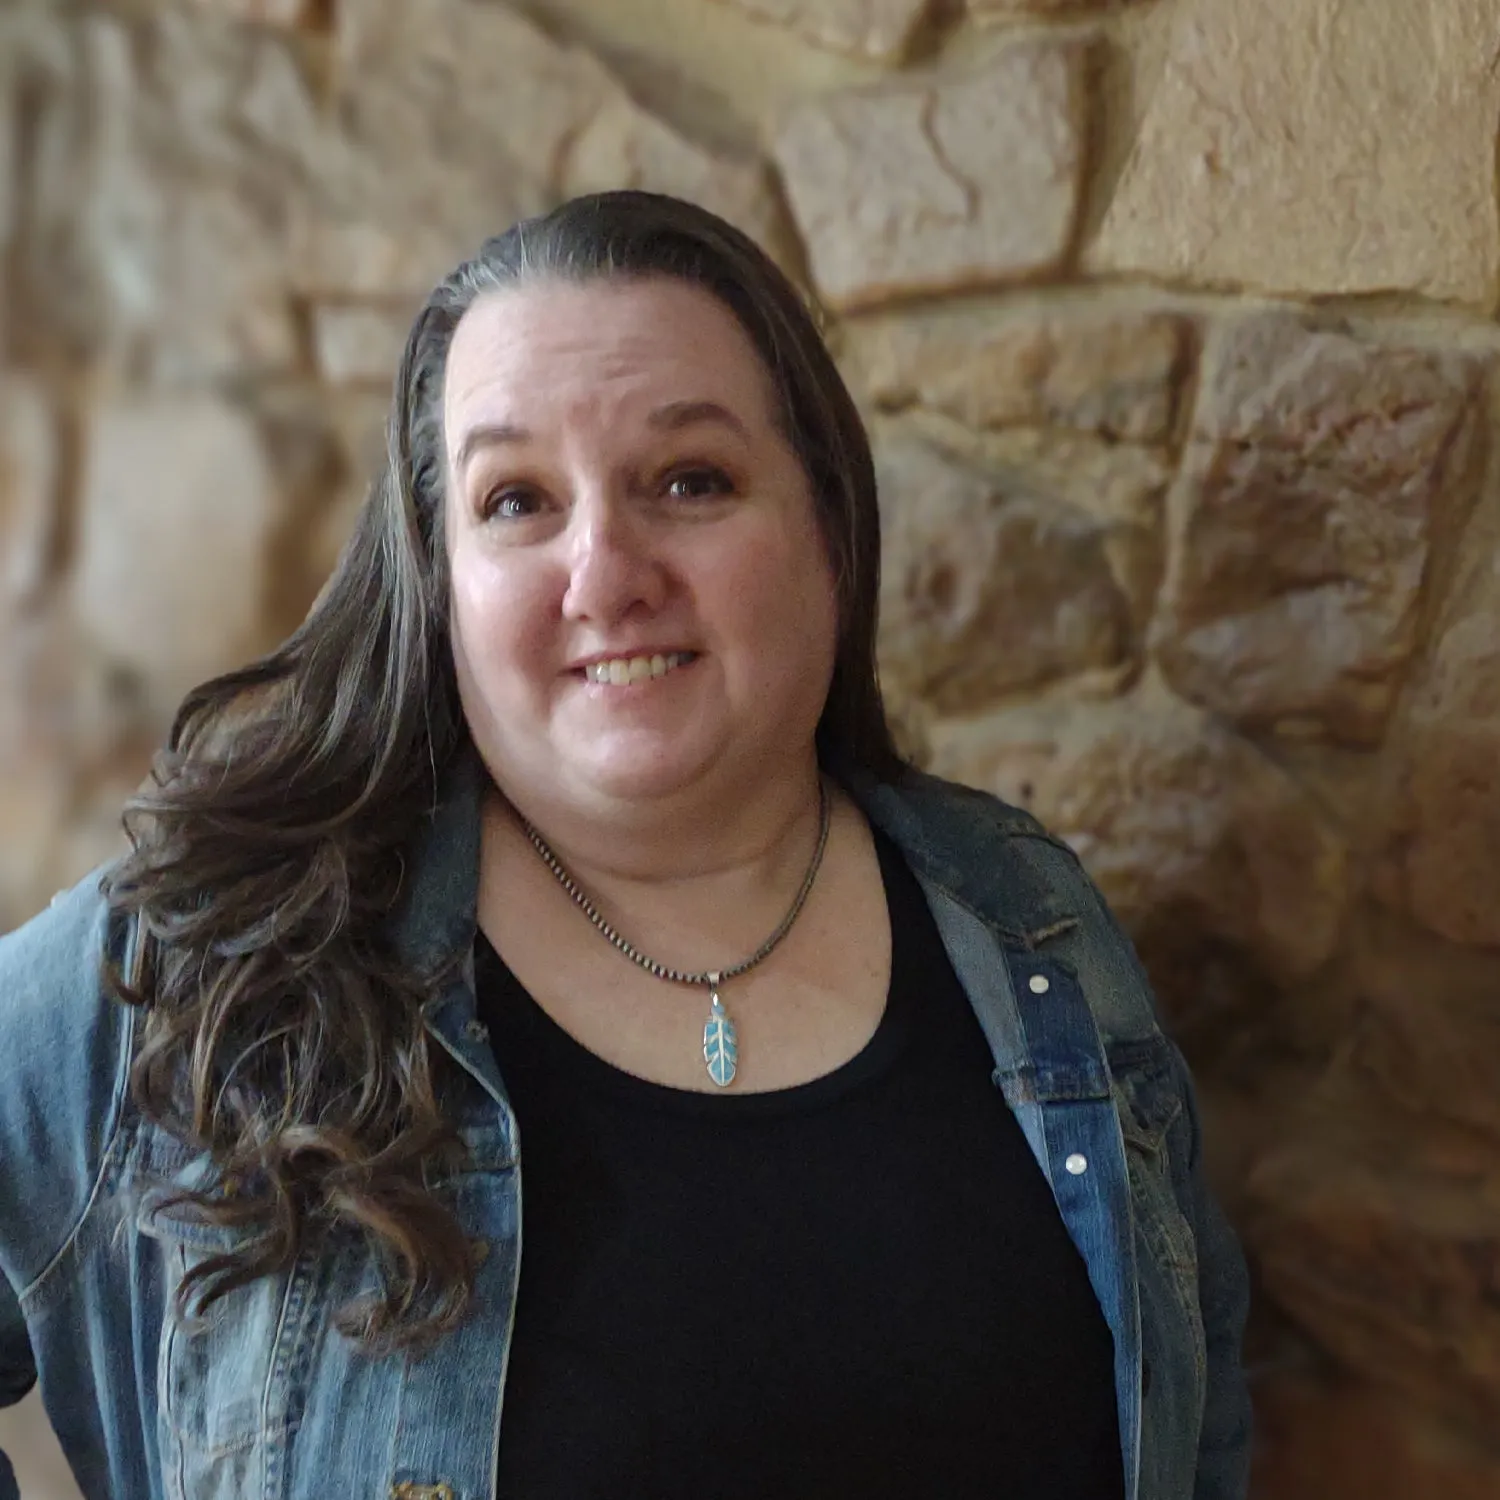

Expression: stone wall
xmin=3 ymin=0 xmax=1500 ymax=1494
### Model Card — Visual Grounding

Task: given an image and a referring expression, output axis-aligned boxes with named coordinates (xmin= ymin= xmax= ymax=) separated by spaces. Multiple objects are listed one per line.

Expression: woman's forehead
xmin=442 ymin=277 xmax=777 ymax=439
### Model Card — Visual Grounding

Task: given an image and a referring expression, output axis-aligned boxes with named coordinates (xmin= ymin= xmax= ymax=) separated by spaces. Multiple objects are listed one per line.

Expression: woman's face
xmin=442 ymin=276 xmax=839 ymax=816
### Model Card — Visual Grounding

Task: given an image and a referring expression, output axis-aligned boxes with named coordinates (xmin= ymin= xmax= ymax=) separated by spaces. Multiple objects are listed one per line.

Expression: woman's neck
xmin=479 ymin=764 xmax=830 ymax=953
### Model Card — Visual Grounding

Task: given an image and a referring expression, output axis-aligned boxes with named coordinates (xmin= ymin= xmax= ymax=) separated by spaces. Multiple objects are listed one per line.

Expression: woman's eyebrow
xmin=455 ymin=404 xmax=747 ymax=472
xmin=454 ymin=421 xmax=531 ymax=474
xmin=647 ymin=400 xmax=751 ymax=440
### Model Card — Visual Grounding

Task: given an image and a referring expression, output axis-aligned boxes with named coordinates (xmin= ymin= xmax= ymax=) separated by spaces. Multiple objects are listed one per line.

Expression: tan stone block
xmin=845 ymin=301 xmax=1193 ymax=443
xmin=0 ymin=605 xmax=71 ymax=767
xmin=302 ymin=395 xmax=388 ymax=604
xmin=0 ymin=373 xmax=57 ymax=607
xmin=971 ymin=0 xmax=1129 ymax=10
xmin=562 ymin=97 xmax=781 ymax=256
xmin=1380 ymin=557 xmax=1500 ymax=947
xmin=926 ymin=695 xmax=1347 ymax=1006
xmin=50 ymin=758 xmax=146 ymax=897
xmin=935 ymin=424 xmax=1173 ymax=530
xmin=72 ymin=394 xmax=285 ymax=721
xmin=1348 ymin=968 xmax=1500 ymax=1146
xmin=773 ymin=35 xmax=1091 ymax=309
xmin=0 ymin=754 xmax=67 ymax=934
xmin=1087 ymin=0 xmax=1500 ymax=306
xmin=311 ymin=303 xmax=413 ymax=387
xmin=297 ymin=0 xmax=779 ymax=301
xmin=0 ymin=6 xmax=74 ymax=353
xmin=22 ymin=8 xmax=321 ymax=380
xmin=875 ymin=433 xmax=1142 ymax=713
xmin=1253 ymin=1372 xmax=1500 ymax=1500
xmin=185 ymin=0 xmax=310 ymax=24
xmin=1154 ymin=311 xmax=1486 ymax=745
xmin=705 ymin=0 xmax=937 ymax=60
xmin=0 ymin=40 xmax=17 ymax=265
xmin=0 ymin=6 xmax=72 ymax=247
xmin=1246 ymin=1069 xmax=1500 ymax=1431
xmin=292 ymin=0 xmax=565 ymax=297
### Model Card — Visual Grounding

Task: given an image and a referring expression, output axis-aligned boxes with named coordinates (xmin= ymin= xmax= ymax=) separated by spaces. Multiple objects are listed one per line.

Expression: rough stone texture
xmin=0 ymin=33 xmax=20 ymax=315
xmin=311 ymin=303 xmax=413 ymax=387
xmin=773 ymin=35 xmax=1091 ymax=310
xmin=297 ymin=0 xmax=777 ymax=299
xmin=0 ymin=374 xmax=56 ymax=608
xmin=0 ymin=7 xmax=73 ymax=251
xmin=0 ymin=755 xmax=67 ymax=934
xmin=187 ymin=0 xmax=311 ymax=23
xmin=23 ymin=8 xmax=322 ymax=380
xmin=705 ymin=0 xmax=936 ymax=59
xmin=972 ymin=0 xmax=1133 ymax=10
xmin=1345 ymin=958 xmax=1500 ymax=1152
xmin=0 ymin=607 xmax=91 ymax=932
xmin=1252 ymin=1373 xmax=1500 ymax=1500
xmin=72 ymin=395 xmax=284 ymax=721
xmin=948 ymin=426 xmax=1174 ymax=530
xmin=845 ymin=302 xmax=1193 ymax=443
xmin=875 ymin=434 xmax=1141 ymax=714
xmin=1246 ymin=1067 xmax=1500 ymax=1433
xmin=1154 ymin=312 xmax=1486 ymax=745
xmin=1379 ymin=557 xmax=1500 ymax=946
xmin=561 ymin=96 xmax=779 ymax=254
xmin=295 ymin=0 xmax=577 ymax=297
xmin=1088 ymin=0 xmax=1500 ymax=306
xmin=925 ymin=696 xmax=1348 ymax=1010
xmin=1 ymin=0 xmax=1499 ymax=1490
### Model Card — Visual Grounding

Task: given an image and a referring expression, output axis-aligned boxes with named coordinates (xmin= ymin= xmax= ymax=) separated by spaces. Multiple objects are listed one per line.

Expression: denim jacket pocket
xmin=134 ymin=1166 xmax=323 ymax=1500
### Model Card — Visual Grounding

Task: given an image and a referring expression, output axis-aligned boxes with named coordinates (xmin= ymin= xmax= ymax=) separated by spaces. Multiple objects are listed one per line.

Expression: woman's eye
xmin=664 ymin=466 xmax=734 ymax=501
xmin=483 ymin=486 xmax=541 ymax=520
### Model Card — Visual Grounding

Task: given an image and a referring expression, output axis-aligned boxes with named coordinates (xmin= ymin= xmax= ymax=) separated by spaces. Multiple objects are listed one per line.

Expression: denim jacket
xmin=0 ymin=754 xmax=1251 ymax=1500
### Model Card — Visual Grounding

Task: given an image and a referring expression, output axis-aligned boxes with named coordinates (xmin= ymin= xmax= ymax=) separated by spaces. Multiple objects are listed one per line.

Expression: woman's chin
xmin=563 ymin=745 xmax=716 ymax=807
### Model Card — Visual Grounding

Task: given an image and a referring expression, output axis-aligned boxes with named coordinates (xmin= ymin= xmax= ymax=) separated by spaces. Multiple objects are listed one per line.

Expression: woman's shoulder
xmin=854 ymin=767 xmax=1101 ymax=921
xmin=855 ymin=767 xmax=1162 ymax=1044
xmin=0 ymin=866 xmax=136 ymax=1290
xmin=0 ymin=864 xmax=126 ymax=1017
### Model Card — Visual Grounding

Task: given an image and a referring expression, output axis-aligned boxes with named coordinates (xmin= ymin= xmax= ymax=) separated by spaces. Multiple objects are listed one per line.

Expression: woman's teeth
xmin=584 ymin=652 xmax=695 ymax=686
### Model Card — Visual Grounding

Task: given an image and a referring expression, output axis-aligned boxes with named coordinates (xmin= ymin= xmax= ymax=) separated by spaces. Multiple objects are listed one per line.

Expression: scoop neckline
xmin=473 ymin=830 xmax=917 ymax=1120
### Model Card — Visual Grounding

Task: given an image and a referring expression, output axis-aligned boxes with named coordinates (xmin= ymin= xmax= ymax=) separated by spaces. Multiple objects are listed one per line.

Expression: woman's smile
xmin=574 ymin=649 xmax=699 ymax=687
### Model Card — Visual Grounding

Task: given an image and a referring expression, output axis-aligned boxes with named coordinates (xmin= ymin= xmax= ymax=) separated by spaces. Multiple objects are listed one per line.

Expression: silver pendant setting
xmin=702 ymin=975 xmax=738 ymax=1088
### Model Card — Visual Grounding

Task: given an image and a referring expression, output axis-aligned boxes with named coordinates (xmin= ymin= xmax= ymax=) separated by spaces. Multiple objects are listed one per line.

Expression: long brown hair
xmin=107 ymin=190 xmax=903 ymax=1348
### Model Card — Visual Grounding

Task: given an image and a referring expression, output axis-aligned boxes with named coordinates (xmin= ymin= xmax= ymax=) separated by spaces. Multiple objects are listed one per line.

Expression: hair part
xmin=107 ymin=190 xmax=903 ymax=1349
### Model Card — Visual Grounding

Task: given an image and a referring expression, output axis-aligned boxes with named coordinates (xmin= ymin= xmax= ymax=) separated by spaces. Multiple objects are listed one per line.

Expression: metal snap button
xmin=1027 ymin=974 xmax=1050 ymax=995
xmin=1065 ymin=1153 xmax=1088 ymax=1175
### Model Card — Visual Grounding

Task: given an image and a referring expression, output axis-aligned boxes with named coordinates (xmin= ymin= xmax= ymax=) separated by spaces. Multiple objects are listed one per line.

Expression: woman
xmin=0 ymin=191 xmax=1249 ymax=1500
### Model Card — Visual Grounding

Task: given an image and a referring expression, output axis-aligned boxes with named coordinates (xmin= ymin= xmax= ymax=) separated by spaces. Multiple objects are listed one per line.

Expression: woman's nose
xmin=559 ymin=495 xmax=666 ymax=625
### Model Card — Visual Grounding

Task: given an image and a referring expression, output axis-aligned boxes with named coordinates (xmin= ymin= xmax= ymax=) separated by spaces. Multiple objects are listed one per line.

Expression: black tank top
xmin=478 ymin=828 xmax=1123 ymax=1500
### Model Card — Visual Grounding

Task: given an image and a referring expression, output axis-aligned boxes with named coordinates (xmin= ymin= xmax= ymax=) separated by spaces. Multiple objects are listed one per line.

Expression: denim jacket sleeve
xmin=0 ymin=873 xmax=134 ymax=1500
xmin=1167 ymin=1032 xmax=1252 ymax=1500
xmin=1041 ymin=854 xmax=1252 ymax=1500
xmin=1089 ymin=882 xmax=1252 ymax=1500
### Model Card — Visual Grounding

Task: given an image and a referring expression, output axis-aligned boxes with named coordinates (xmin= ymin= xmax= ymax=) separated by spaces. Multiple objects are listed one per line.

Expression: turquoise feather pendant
xmin=702 ymin=977 xmax=738 ymax=1088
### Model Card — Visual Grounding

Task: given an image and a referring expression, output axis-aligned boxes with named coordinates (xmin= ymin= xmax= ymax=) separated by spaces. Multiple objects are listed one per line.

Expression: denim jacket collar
xmin=389 ymin=747 xmax=1085 ymax=1009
